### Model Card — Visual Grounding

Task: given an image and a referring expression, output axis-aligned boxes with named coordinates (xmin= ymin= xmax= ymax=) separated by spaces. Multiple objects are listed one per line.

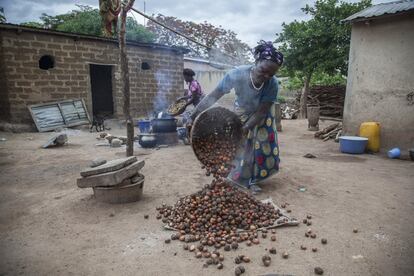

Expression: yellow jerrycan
xmin=359 ymin=122 xmax=380 ymax=152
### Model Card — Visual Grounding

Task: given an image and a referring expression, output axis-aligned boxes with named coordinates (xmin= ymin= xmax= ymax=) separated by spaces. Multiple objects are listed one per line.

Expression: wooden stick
xmin=335 ymin=130 xmax=342 ymax=142
xmin=120 ymin=0 xmax=136 ymax=157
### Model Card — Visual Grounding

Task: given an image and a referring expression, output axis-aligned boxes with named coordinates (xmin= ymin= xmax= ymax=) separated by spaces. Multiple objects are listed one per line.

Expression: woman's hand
xmin=241 ymin=125 xmax=250 ymax=137
xmin=178 ymin=96 xmax=189 ymax=101
xmin=186 ymin=123 xmax=192 ymax=140
xmin=243 ymin=102 xmax=272 ymax=132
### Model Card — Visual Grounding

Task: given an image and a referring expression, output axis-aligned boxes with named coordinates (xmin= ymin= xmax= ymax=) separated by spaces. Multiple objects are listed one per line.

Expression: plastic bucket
xmin=137 ymin=120 xmax=151 ymax=133
xmin=339 ymin=136 xmax=368 ymax=154
xmin=387 ymin=148 xmax=401 ymax=159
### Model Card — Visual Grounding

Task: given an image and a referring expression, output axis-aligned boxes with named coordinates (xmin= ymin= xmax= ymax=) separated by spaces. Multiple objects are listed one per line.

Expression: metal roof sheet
xmin=343 ymin=0 xmax=414 ymax=22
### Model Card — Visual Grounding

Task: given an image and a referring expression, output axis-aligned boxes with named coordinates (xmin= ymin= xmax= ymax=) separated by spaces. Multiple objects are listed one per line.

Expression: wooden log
xmin=320 ymin=116 xmax=342 ymax=122
xmin=275 ymin=102 xmax=282 ymax=132
xmin=335 ymin=130 xmax=342 ymax=142
xmin=322 ymin=123 xmax=340 ymax=134
xmin=322 ymin=129 xmax=338 ymax=139
xmin=314 ymin=130 xmax=323 ymax=138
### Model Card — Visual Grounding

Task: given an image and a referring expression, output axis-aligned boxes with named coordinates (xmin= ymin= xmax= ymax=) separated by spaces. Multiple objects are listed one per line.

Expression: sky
xmin=1 ymin=0 xmax=391 ymax=47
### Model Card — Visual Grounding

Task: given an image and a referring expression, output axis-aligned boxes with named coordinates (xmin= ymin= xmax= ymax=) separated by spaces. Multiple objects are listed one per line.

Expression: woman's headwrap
xmin=253 ymin=40 xmax=284 ymax=66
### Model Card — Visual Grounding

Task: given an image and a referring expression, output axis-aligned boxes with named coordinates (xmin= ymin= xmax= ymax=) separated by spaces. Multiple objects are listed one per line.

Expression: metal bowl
xmin=93 ymin=174 xmax=144 ymax=204
xmin=138 ymin=134 xmax=157 ymax=148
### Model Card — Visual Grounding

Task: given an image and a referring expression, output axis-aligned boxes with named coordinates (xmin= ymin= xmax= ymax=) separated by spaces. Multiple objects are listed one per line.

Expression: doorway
xmin=89 ymin=64 xmax=114 ymax=117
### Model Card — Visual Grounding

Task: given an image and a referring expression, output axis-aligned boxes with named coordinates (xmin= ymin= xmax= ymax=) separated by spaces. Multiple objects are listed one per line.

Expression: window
xmin=141 ymin=62 xmax=151 ymax=70
xmin=39 ymin=55 xmax=55 ymax=70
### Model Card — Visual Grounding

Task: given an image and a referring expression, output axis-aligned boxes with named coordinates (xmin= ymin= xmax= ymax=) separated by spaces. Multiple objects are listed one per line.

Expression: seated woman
xmin=190 ymin=41 xmax=283 ymax=193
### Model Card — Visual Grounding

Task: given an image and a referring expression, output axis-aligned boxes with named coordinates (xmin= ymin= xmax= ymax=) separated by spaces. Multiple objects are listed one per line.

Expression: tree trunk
xmin=119 ymin=0 xmax=135 ymax=156
xmin=299 ymin=73 xmax=312 ymax=119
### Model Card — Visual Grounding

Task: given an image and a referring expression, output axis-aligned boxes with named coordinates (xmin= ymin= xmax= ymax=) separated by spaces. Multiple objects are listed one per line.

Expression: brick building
xmin=0 ymin=23 xmax=188 ymax=127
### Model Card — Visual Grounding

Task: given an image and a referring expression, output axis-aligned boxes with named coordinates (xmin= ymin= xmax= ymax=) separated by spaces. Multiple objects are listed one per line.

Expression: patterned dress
xmin=215 ymin=65 xmax=280 ymax=188
xmin=229 ymin=105 xmax=279 ymax=186
xmin=187 ymin=80 xmax=204 ymax=106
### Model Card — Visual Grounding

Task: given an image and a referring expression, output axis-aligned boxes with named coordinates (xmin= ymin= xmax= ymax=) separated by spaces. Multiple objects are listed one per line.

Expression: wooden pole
xmin=274 ymin=102 xmax=282 ymax=132
xmin=299 ymin=72 xmax=312 ymax=119
xmin=119 ymin=0 xmax=135 ymax=156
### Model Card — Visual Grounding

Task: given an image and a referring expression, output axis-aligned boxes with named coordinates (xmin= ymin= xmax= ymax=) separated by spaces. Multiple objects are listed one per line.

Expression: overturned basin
xmin=93 ymin=174 xmax=144 ymax=204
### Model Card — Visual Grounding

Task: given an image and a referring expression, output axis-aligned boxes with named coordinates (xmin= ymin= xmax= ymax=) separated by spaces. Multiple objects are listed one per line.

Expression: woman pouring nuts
xmin=190 ymin=40 xmax=283 ymax=193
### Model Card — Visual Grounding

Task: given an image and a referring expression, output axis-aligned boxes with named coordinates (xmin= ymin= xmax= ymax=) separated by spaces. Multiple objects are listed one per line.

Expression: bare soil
xmin=0 ymin=119 xmax=413 ymax=276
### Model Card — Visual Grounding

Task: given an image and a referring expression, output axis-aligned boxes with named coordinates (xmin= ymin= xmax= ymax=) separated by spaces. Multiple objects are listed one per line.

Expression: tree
xmin=146 ymin=14 xmax=251 ymax=64
xmin=118 ymin=0 xmax=136 ymax=157
xmin=54 ymin=5 xmax=103 ymax=36
xmin=20 ymin=22 xmax=44 ymax=28
xmin=99 ymin=0 xmax=121 ymax=37
xmin=276 ymin=0 xmax=371 ymax=118
xmin=0 ymin=7 xmax=6 ymax=23
xmin=126 ymin=17 xmax=156 ymax=43
xmin=20 ymin=5 xmax=155 ymax=43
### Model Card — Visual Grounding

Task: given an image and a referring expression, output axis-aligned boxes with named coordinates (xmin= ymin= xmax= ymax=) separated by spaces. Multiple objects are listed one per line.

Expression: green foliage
xmin=126 ymin=17 xmax=156 ymax=43
xmin=284 ymin=74 xmax=304 ymax=91
xmin=277 ymin=95 xmax=287 ymax=104
xmin=55 ymin=6 xmax=102 ymax=36
xmin=20 ymin=5 xmax=156 ymax=43
xmin=276 ymin=0 xmax=371 ymax=79
xmin=20 ymin=22 xmax=44 ymax=28
xmin=282 ymin=71 xmax=346 ymax=91
xmin=311 ymin=72 xmax=346 ymax=86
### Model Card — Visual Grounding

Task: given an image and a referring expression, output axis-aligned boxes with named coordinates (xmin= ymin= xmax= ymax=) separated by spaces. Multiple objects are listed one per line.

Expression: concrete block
xmin=80 ymin=156 xmax=136 ymax=177
xmin=90 ymin=158 xmax=107 ymax=168
xmin=111 ymin=138 xmax=122 ymax=147
xmin=77 ymin=159 xmax=145 ymax=188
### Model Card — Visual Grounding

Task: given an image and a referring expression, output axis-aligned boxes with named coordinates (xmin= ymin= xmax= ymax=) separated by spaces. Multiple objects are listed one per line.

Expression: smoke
xmin=152 ymin=69 xmax=172 ymax=115
xmin=207 ymin=46 xmax=252 ymax=66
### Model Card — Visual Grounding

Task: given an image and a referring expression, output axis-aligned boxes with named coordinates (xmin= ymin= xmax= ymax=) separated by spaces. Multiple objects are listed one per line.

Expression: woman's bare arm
xmin=190 ymin=88 xmax=226 ymax=120
xmin=242 ymin=102 xmax=272 ymax=132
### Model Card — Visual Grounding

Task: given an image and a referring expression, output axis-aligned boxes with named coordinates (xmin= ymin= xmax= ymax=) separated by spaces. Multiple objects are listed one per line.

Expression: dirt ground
xmin=0 ymin=119 xmax=413 ymax=276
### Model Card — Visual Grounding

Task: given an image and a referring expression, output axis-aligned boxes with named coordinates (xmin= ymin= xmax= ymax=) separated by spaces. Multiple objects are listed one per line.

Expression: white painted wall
xmin=183 ymin=58 xmax=231 ymax=94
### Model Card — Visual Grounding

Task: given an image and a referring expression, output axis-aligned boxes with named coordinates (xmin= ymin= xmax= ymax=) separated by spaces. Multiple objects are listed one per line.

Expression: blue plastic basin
xmin=137 ymin=120 xmax=151 ymax=133
xmin=339 ymin=136 xmax=368 ymax=154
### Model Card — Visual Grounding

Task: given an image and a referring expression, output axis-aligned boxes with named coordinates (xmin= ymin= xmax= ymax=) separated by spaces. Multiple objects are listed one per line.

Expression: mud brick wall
xmin=0 ymin=25 xmax=185 ymax=124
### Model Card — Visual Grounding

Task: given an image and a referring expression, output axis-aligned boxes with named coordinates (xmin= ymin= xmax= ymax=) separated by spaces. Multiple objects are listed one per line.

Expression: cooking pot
xmin=138 ymin=134 xmax=157 ymax=148
xmin=151 ymin=118 xmax=177 ymax=133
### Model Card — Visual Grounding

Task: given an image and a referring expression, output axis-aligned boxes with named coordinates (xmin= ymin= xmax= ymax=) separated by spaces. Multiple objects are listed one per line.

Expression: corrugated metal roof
xmin=343 ymin=0 xmax=414 ymax=22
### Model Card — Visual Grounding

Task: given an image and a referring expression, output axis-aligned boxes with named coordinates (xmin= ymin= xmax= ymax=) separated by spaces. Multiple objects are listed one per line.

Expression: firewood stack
xmin=314 ymin=123 xmax=342 ymax=142
xmin=296 ymin=85 xmax=346 ymax=118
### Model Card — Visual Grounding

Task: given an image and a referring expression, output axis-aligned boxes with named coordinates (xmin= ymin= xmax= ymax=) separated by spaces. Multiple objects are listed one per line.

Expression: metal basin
xmin=93 ymin=174 xmax=144 ymax=204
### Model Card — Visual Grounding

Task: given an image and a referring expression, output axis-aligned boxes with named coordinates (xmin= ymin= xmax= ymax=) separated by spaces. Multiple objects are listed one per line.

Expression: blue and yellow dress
xmin=215 ymin=65 xmax=280 ymax=188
